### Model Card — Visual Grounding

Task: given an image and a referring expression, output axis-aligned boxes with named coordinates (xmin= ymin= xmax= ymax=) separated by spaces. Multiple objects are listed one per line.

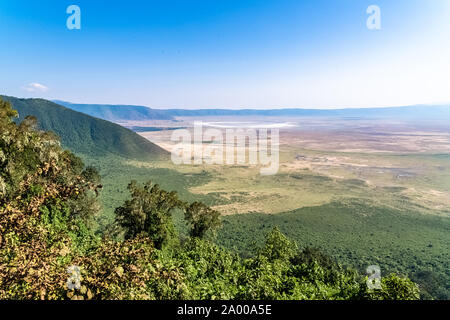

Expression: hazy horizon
xmin=52 ymin=98 xmax=450 ymax=111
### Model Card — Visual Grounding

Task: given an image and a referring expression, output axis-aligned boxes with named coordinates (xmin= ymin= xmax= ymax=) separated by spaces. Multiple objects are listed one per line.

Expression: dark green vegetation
xmin=0 ymin=98 xmax=420 ymax=300
xmin=185 ymin=202 xmax=222 ymax=239
xmin=217 ymin=202 xmax=450 ymax=300
xmin=114 ymin=181 xmax=183 ymax=249
xmin=53 ymin=100 xmax=173 ymax=121
xmin=1 ymin=96 xmax=168 ymax=161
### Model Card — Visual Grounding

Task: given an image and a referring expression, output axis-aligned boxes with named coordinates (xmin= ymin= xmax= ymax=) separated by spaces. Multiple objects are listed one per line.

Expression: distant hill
xmin=55 ymin=100 xmax=450 ymax=121
xmin=162 ymin=105 xmax=450 ymax=120
xmin=53 ymin=100 xmax=173 ymax=121
xmin=2 ymin=96 xmax=169 ymax=160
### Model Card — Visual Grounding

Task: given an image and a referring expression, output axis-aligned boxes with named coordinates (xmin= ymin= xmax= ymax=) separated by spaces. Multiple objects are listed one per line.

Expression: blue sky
xmin=1 ymin=0 xmax=449 ymax=109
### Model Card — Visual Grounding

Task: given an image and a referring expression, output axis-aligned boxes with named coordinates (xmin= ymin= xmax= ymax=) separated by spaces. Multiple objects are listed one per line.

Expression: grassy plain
xmin=130 ymin=117 xmax=450 ymax=216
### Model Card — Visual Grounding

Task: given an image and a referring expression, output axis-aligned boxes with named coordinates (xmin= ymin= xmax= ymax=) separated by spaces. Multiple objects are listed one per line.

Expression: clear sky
xmin=1 ymin=0 xmax=449 ymax=109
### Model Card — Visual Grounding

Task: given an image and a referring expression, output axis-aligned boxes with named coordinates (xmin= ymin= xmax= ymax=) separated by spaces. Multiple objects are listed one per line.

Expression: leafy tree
xmin=114 ymin=181 xmax=182 ymax=249
xmin=184 ymin=201 xmax=222 ymax=238
xmin=357 ymin=274 xmax=420 ymax=300
xmin=261 ymin=227 xmax=297 ymax=262
xmin=292 ymin=247 xmax=335 ymax=268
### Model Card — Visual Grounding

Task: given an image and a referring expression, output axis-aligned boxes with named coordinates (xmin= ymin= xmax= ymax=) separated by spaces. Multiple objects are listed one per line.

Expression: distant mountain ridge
xmin=55 ymin=100 xmax=450 ymax=121
xmin=53 ymin=100 xmax=173 ymax=121
xmin=163 ymin=105 xmax=450 ymax=119
xmin=3 ymin=96 xmax=168 ymax=160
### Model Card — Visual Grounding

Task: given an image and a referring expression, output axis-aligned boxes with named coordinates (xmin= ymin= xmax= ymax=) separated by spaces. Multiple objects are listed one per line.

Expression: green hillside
xmin=1 ymin=96 xmax=168 ymax=160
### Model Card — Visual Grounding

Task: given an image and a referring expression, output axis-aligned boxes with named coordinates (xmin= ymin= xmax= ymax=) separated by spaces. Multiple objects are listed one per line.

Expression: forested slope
xmin=1 ymin=96 xmax=168 ymax=160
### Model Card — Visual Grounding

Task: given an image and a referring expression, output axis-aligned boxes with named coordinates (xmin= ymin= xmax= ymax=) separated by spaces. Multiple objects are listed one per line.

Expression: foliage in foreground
xmin=0 ymin=98 xmax=419 ymax=300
